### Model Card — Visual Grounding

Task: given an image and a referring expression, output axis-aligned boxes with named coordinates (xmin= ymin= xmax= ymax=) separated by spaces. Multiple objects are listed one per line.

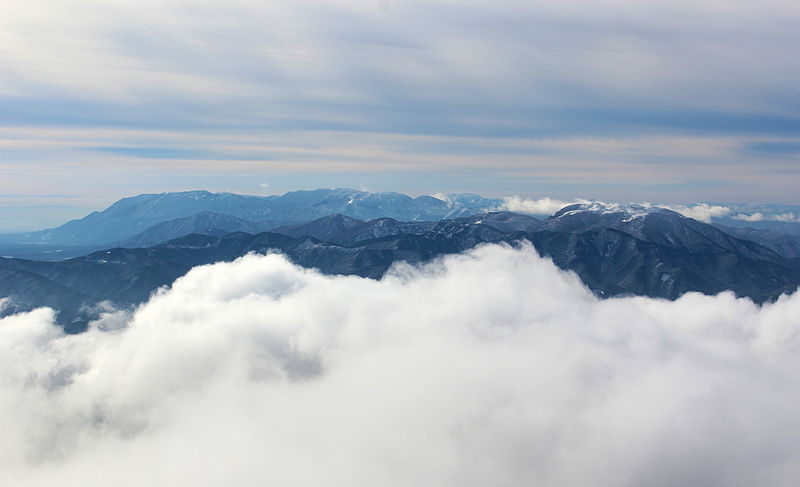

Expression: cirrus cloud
xmin=2 ymin=0 xmax=800 ymax=208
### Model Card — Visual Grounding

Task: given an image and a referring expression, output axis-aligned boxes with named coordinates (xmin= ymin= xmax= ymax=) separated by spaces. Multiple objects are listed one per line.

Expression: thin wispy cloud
xmin=0 ymin=0 xmax=799 ymax=210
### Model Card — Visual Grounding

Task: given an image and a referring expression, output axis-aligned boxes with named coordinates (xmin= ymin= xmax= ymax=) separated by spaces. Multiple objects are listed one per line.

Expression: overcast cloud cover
xmin=1 ymin=244 xmax=800 ymax=486
xmin=1 ymin=0 xmax=800 ymax=220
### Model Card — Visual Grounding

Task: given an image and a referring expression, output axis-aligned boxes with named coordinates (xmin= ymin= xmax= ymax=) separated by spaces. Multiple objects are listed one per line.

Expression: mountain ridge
xmin=0 ymin=189 xmax=502 ymax=248
xmin=2 ymin=206 xmax=799 ymax=333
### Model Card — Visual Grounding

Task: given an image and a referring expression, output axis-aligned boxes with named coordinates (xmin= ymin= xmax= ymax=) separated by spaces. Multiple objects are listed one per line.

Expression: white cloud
xmin=431 ymin=192 xmax=449 ymax=203
xmin=732 ymin=212 xmax=800 ymax=223
xmin=733 ymin=212 xmax=766 ymax=222
xmin=770 ymin=213 xmax=800 ymax=223
xmin=1 ymin=245 xmax=800 ymax=486
xmin=663 ymin=203 xmax=731 ymax=222
xmin=498 ymin=196 xmax=579 ymax=215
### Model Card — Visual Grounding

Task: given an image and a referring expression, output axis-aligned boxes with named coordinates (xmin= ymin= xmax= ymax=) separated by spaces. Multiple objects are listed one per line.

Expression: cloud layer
xmin=1 ymin=0 xmax=800 ymax=208
xmin=1 ymin=244 xmax=800 ymax=486
xmin=499 ymin=195 xmax=582 ymax=215
xmin=734 ymin=212 xmax=800 ymax=223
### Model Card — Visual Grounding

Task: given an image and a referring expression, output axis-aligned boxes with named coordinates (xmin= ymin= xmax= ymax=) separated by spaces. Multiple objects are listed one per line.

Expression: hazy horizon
xmin=2 ymin=186 xmax=800 ymax=233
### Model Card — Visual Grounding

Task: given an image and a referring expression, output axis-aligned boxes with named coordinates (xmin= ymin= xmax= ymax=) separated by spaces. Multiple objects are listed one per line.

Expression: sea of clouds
xmin=2 ymin=243 xmax=800 ymax=486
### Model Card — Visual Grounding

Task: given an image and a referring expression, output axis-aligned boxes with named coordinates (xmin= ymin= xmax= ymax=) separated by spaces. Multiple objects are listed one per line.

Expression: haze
xmin=2 ymin=0 xmax=800 ymax=231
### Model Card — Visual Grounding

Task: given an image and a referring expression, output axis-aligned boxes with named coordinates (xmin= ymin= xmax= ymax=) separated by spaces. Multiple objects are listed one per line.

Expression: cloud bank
xmin=498 ymin=195 xmax=582 ymax=215
xmin=662 ymin=203 xmax=732 ymax=222
xmin=733 ymin=212 xmax=800 ymax=223
xmin=1 ymin=244 xmax=800 ymax=486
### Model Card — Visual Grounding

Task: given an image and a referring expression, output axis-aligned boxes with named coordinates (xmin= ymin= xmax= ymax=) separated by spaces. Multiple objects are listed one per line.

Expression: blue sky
xmin=1 ymin=0 xmax=799 ymax=230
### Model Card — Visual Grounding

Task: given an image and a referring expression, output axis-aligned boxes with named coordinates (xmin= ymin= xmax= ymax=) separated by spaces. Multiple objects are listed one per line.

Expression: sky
xmin=3 ymin=244 xmax=800 ymax=486
xmin=1 ymin=0 xmax=799 ymax=230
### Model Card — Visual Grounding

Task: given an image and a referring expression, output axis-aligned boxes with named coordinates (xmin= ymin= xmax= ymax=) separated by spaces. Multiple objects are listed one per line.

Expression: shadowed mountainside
xmin=2 ymin=205 xmax=799 ymax=333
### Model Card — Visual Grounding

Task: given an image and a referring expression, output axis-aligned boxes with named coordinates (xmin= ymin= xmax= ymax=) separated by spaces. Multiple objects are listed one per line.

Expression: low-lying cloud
xmin=1 ymin=244 xmax=800 ymax=486
xmin=733 ymin=212 xmax=800 ymax=223
xmin=499 ymin=195 xmax=583 ymax=215
xmin=661 ymin=203 xmax=732 ymax=222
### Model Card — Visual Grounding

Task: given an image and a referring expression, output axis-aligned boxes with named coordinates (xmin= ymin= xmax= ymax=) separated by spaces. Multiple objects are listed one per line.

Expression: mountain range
xmin=1 ymin=192 xmax=799 ymax=333
xmin=0 ymin=189 xmax=501 ymax=249
xmin=2 ymin=188 xmax=799 ymax=261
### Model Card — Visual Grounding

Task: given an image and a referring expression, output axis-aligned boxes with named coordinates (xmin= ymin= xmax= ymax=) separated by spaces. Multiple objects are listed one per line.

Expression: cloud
xmin=771 ymin=213 xmax=800 ymax=223
xmin=4 ymin=0 xmax=800 ymax=120
xmin=745 ymin=141 xmax=800 ymax=156
xmin=498 ymin=196 xmax=579 ymax=215
xmin=734 ymin=212 xmax=766 ymax=222
xmin=663 ymin=203 xmax=731 ymax=222
xmin=1 ymin=244 xmax=800 ymax=486
xmin=2 ymin=1 xmax=800 ymax=207
xmin=732 ymin=212 xmax=800 ymax=223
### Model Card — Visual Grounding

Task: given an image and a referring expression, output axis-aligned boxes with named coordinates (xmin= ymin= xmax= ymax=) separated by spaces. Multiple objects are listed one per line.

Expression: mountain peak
xmin=552 ymin=202 xmax=677 ymax=221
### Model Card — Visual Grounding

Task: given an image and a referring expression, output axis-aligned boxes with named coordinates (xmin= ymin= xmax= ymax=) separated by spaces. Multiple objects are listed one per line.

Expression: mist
xmin=1 ymin=243 xmax=799 ymax=486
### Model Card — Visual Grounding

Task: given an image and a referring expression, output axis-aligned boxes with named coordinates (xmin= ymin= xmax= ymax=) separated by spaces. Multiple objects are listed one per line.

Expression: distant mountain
xmin=0 ymin=266 xmax=91 ymax=325
xmin=6 ymin=191 xmax=275 ymax=246
xmin=537 ymin=203 xmax=799 ymax=301
xmin=546 ymin=203 xmax=784 ymax=260
xmin=1 ymin=189 xmax=502 ymax=248
xmin=713 ymin=224 xmax=800 ymax=259
xmin=273 ymin=211 xmax=543 ymax=246
xmin=708 ymin=203 xmax=800 ymax=236
xmin=274 ymin=215 xmax=437 ymax=246
xmin=2 ymin=205 xmax=799 ymax=333
xmin=273 ymin=214 xmax=367 ymax=242
xmin=0 ymin=244 xmax=99 ymax=261
xmin=114 ymin=211 xmax=276 ymax=249
xmin=712 ymin=216 xmax=800 ymax=236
